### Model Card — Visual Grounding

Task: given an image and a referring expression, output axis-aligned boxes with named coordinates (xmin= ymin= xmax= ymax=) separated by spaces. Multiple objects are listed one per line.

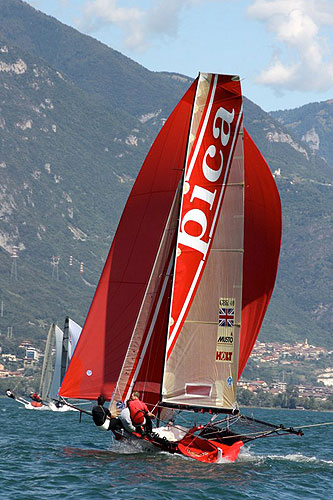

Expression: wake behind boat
xmin=59 ymin=73 xmax=303 ymax=463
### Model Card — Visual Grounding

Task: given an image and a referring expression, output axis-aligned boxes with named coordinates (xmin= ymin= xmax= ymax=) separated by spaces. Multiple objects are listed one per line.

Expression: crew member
xmin=92 ymin=395 xmax=123 ymax=438
xmin=6 ymin=389 xmax=15 ymax=399
xmin=128 ymin=391 xmax=155 ymax=435
xmin=30 ymin=392 xmax=42 ymax=403
xmin=118 ymin=401 xmax=136 ymax=433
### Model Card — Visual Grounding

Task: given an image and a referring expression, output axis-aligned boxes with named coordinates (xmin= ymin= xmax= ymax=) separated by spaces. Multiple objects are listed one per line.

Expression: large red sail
xmin=238 ymin=129 xmax=282 ymax=377
xmin=115 ymin=74 xmax=244 ymax=413
xmin=59 ymin=81 xmax=197 ymax=400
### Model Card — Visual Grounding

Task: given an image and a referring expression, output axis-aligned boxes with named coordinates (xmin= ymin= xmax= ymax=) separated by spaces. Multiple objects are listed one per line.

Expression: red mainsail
xmin=59 ymin=81 xmax=197 ymax=400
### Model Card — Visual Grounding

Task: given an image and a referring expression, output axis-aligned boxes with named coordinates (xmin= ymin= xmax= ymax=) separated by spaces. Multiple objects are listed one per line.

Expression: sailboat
xmin=59 ymin=73 xmax=302 ymax=462
xmin=37 ymin=322 xmax=64 ymax=409
xmin=46 ymin=317 xmax=82 ymax=411
xmin=6 ymin=318 xmax=82 ymax=411
xmin=60 ymin=316 xmax=83 ymax=386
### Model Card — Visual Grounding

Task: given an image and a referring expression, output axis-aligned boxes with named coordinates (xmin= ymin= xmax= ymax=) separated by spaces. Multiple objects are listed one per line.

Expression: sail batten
xmin=160 ymin=402 xmax=238 ymax=414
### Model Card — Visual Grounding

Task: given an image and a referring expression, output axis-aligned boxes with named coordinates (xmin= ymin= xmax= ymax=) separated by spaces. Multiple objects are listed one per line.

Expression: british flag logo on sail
xmin=218 ymin=308 xmax=234 ymax=327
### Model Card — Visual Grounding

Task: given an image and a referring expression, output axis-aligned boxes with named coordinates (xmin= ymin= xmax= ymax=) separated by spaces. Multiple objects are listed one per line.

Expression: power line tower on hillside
xmin=51 ymin=256 xmax=60 ymax=280
xmin=11 ymin=246 xmax=19 ymax=280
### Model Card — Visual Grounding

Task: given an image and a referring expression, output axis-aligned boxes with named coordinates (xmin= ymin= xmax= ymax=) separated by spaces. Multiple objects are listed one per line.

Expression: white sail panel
xmin=39 ymin=323 xmax=56 ymax=400
xmin=49 ymin=325 xmax=64 ymax=400
xmin=67 ymin=318 xmax=82 ymax=360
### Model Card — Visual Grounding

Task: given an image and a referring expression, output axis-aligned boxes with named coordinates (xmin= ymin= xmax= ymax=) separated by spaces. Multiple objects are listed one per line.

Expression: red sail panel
xmin=127 ymin=254 xmax=175 ymax=410
xmin=238 ymin=129 xmax=282 ymax=377
xmin=59 ymin=81 xmax=197 ymax=400
xmin=110 ymin=187 xmax=181 ymax=412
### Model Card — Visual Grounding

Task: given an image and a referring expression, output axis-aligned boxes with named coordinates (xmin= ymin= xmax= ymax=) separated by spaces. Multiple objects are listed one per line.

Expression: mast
xmin=60 ymin=316 xmax=69 ymax=384
xmin=110 ymin=77 xmax=200 ymax=414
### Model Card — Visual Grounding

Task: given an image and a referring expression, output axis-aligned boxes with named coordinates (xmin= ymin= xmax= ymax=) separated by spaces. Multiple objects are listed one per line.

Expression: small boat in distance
xmin=6 ymin=317 xmax=82 ymax=411
xmin=59 ymin=73 xmax=303 ymax=463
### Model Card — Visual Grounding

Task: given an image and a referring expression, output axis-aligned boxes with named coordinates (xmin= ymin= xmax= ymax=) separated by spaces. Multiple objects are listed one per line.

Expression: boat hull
xmin=25 ymin=401 xmax=48 ymax=410
xmin=115 ymin=428 xmax=243 ymax=463
xmin=177 ymin=434 xmax=243 ymax=463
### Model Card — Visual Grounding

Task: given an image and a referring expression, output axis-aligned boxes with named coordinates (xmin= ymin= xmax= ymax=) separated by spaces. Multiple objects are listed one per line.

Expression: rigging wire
xmin=59 ymin=397 xmax=333 ymax=444
xmin=293 ymin=421 xmax=333 ymax=429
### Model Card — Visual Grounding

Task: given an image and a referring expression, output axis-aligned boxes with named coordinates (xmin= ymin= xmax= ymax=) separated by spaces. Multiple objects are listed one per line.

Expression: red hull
xmin=31 ymin=401 xmax=43 ymax=408
xmin=177 ymin=434 xmax=243 ymax=463
xmin=127 ymin=431 xmax=243 ymax=464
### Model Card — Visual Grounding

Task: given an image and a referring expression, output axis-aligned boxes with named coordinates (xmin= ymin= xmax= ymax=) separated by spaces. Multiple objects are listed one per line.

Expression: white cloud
xmin=78 ymin=1 xmax=143 ymax=48
xmin=247 ymin=0 xmax=333 ymax=92
xmin=78 ymin=0 xmax=220 ymax=51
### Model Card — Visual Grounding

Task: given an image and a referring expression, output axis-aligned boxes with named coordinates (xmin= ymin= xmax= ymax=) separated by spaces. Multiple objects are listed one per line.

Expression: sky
xmin=26 ymin=0 xmax=333 ymax=112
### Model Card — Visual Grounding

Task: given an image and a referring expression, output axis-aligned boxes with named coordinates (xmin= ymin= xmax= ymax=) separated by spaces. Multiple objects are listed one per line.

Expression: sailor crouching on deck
xmin=118 ymin=401 xmax=136 ymax=433
xmin=30 ymin=392 xmax=42 ymax=403
xmin=128 ymin=391 xmax=155 ymax=436
xmin=92 ymin=395 xmax=123 ymax=438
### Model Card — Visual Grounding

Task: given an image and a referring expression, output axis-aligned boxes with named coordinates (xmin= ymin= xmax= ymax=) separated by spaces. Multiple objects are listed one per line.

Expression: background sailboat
xmin=7 ymin=318 xmax=82 ymax=411
xmin=59 ymin=73 xmax=302 ymax=462
xmin=60 ymin=317 xmax=83 ymax=385
xmin=39 ymin=323 xmax=64 ymax=407
xmin=34 ymin=318 xmax=82 ymax=410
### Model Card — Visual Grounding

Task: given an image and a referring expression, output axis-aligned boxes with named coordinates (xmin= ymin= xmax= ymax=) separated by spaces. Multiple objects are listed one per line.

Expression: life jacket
xmin=128 ymin=399 xmax=148 ymax=425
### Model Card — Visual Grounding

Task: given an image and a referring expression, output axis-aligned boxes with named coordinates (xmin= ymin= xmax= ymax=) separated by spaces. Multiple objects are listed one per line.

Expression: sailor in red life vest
xmin=30 ymin=392 xmax=42 ymax=403
xmin=128 ymin=391 xmax=155 ymax=435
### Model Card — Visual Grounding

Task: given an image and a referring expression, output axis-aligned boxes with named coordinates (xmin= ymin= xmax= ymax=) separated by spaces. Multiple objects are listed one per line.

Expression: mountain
xmin=0 ymin=0 xmax=331 ymax=349
xmin=0 ymin=0 xmax=191 ymax=119
xmin=271 ymin=100 xmax=333 ymax=170
xmin=243 ymin=100 xmax=332 ymax=347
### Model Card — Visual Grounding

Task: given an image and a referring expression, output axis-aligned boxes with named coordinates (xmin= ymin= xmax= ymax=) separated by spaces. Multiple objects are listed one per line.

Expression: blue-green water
xmin=1 ymin=399 xmax=332 ymax=500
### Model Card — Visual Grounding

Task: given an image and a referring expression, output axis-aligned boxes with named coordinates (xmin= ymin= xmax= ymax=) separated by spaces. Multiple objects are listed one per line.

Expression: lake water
xmin=1 ymin=398 xmax=332 ymax=500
